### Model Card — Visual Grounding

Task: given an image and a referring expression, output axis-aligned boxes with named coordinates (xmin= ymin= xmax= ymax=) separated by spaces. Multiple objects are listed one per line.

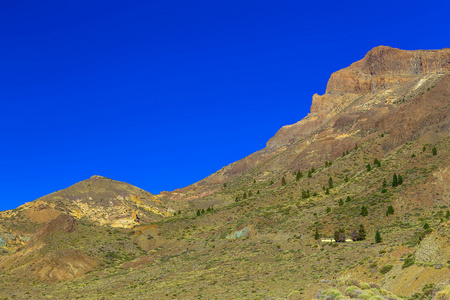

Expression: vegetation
xmin=375 ymin=230 xmax=382 ymax=243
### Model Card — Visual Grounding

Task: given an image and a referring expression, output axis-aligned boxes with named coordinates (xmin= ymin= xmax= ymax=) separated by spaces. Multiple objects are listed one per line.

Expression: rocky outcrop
xmin=267 ymin=46 xmax=450 ymax=148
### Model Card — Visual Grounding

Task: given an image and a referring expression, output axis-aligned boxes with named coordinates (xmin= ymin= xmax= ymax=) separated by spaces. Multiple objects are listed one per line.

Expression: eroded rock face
xmin=267 ymin=46 xmax=450 ymax=148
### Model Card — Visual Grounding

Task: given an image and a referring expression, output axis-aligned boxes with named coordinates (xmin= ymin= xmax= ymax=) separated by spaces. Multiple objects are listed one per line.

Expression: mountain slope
xmin=0 ymin=46 xmax=449 ymax=299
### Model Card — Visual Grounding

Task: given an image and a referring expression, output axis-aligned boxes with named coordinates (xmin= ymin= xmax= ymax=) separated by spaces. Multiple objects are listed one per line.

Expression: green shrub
xmin=402 ymin=254 xmax=414 ymax=269
xmin=379 ymin=264 xmax=393 ymax=274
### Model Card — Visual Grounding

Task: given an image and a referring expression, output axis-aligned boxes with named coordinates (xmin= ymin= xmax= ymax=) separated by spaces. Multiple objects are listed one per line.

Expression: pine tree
xmin=346 ymin=196 xmax=351 ymax=202
xmin=432 ymin=146 xmax=437 ymax=156
xmin=257 ymin=190 xmax=260 ymax=195
xmin=382 ymin=179 xmax=387 ymax=187
xmin=423 ymin=223 xmax=430 ymax=230
xmin=342 ymin=152 xmax=346 ymax=157
xmin=338 ymin=199 xmax=344 ymax=206
xmin=357 ymin=224 xmax=366 ymax=240
xmin=201 ymin=209 xmax=205 ymax=214
xmin=307 ymin=170 xmax=312 ymax=178
xmin=346 ymin=150 xmax=349 ymax=155
xmin=375 ymin=230 xmax=382 ymax=243
xmin=281 ymin=176 xmax=287 ymax=186
xmin=270 ymin=180 xmax=274 ymax=185
xmin=178 ymin=210 xmax=181 ymax=214
xmin=223 ymin=183 xmax=227 ymax=188
xmin=328 ymin=176 xmax=333 ymax=189
xmin=326 ymin=207 xmax=331 ymax=213
xmin=387 ymin=205 xmax=394 ymax=215
xmin=423 ymin=146 xmax=427 ymax=152
xmin=398 ymin=174 xmax=403 ymax=185
xmin=314 ymin=228 xmax=320 ymax=240
xmin=361 ymin=206 xmax=368 ymax=216
xmin=366 ymin=164 xmax=372 ymax=172
xmin=355 ymin=144 xmax=358 ymax=150
xmin=344 ymin=175 xmax=349 ymax=183
xmin=374 ymin=158 xmax=381 ymax=167
xmin=243 ymin=192 xmax=247 ymax=199
xmin=325 ymin=188 xmax=330 ymax=195
xmin=392 ymin=173 xmax=398 ymax=187
xmin=197 ymin=210 xmax=201 ymax=216
xmin=296 ymin=171 xmax=303 ymax=181
xmin=445 ymin=210 xmax=450 ymax=219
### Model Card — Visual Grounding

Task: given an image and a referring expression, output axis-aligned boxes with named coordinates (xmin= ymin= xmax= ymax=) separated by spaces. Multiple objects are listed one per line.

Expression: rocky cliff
xmin=267 ymin=46 xmax=450 ymax=148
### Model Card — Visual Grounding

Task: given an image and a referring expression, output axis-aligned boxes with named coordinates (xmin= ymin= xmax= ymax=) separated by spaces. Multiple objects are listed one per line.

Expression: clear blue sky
xmin=1 ymin=0 xmax=449 ymax=210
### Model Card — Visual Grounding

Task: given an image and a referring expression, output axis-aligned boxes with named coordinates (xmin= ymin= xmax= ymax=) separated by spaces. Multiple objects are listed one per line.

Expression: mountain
xmin=0 ymin=46 xmax=449 ymax=299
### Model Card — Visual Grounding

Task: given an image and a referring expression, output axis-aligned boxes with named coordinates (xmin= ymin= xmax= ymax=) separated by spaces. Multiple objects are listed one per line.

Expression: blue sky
xmin=1 ymin=0 xmax=449 ymax=210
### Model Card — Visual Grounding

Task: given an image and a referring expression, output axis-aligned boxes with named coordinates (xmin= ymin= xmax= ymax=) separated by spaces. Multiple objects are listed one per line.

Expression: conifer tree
xmin=355 ymin=144 xmax=358 ymax=150
xmin=398 ymin=174 xmax=403 ymax=185
xmin=307 ymin=170 xmax=312 ymax=178
xmin=445 ymin=210 xmax=450 ymax=219
xmin=338 ymin=199 xmax=344 ymax=206
xmin=328 ymin=176 xmax=333 ymax=189
xmin=360 ymin=205 xmax=368 ymax=216
xmin=344 ymin=175 xmax=349 ymax=183
xmin=342 ymin=152 xmax=346 ymax=157
xmin=281 ymin=176 xmax=286 ymax=186
xmin=296 ymin=171 xmax=303 ymax=181
xmin=346 ymin=150 xmax=349 ymax=155
xmin=366 ymin=164 xmax=372 ymax=172
xmin=201 ymin=209 xmax=205 ymax=214
xmin=423 ymin=223 xmax=430 ymax=230
xmin=178 ymin=210 xmax=181 ymax=214
xmin=314 ymin=228 xmax=320 ymax=240
xmin=257 ymin=190 xmax=260 ymax=195
xmin=374 ymin=158 xmax=381 ymax=167
xmin=432 ymin=146 xmax=437 ymax=156
xmin=392 ymin=173 xmax=398 ymax=187
xmin=223 ymin=183 xmax=227 ymax=188
xmin=325 ymin=188 xmax=330 ymax=195
xmin=197 ymin=209 xmax=201 ymax=216
xmin=270 ymin=180 xmax=274 ymax=185
xmin=357 ymin=224 xmax=366 ymax=240
xmin=387 ymin=205 xmax=394 ymax=215
xmin=375 ymin=230 xmax=382 ymax=243
xmin=346 ymin=196 xmax=351 ymax=202
xmin=382 ymin=179 xmax=387 ymax=187
xmin=243 ymin=192 xmax=247 ymax=199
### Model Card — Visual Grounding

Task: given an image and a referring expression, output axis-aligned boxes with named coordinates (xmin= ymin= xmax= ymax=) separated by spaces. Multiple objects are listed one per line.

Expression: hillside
xmin=0 ymin=46 xmax=449 ymax=299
